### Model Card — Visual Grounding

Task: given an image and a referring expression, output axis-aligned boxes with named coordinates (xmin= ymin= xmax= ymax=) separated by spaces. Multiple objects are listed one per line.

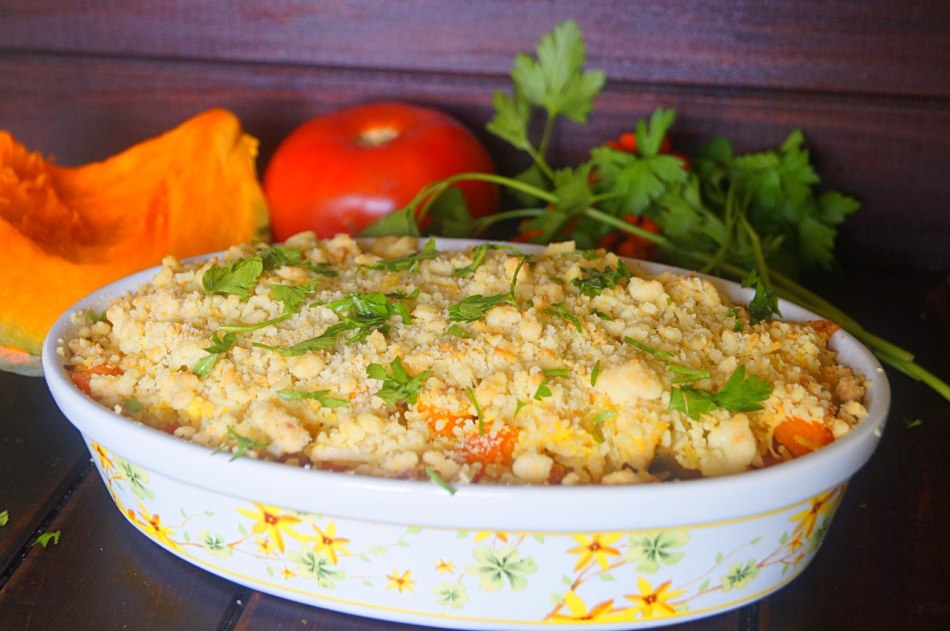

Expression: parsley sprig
xmin=667 ymin=365 xmax=771 ymax=420
xmin=447 ymin=255 xmax=528 ymax=322
xmin=192 ymin=332 xmax=236 ymax=378
xmin=367 ymin=357 xmax=431 ymax=407
xmin=359 ymin=19 xmax=950 ymax=404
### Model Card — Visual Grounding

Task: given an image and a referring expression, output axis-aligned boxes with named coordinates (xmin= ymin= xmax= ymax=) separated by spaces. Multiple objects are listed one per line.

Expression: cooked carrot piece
xmin=462 ymin=426 xmax=519 ymax=467
xmin=774 ymin=417 xmax=834 ymax=457
xmin=417 ymin=403 xmax=466 ymax=438
xmin=70 ymin=364 xmax=122 ymax=395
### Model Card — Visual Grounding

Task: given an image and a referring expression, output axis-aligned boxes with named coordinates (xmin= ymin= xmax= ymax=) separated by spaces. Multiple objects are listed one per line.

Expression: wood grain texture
xmin=1 ymin=53 xmax=947 ymax=270
xmin=0 ymin=474 xmax=241 ymax=630
xmin=1 ymin=0 xmax=948 ymax=98
xmin=0 ymin=371 xmax=87 ymax=571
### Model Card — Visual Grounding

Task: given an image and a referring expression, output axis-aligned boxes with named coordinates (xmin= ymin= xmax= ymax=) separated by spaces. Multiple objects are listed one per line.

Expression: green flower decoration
xmin=291 ymin=550 xmax=345 ymax=588
xmin=120 ymin=460 xmax=154 ymax=501
xmin=626 ymin=529 xmax=690 ymax=573
xmin=199 ymin=529 xmax=233 ymax=560
xmin=469 ymin=546 xmax=538 ymax=592
xmin=721 ymin=560 xmax=759 ymax=591
xmin=433 ymin=582 xmax=469 ymax=609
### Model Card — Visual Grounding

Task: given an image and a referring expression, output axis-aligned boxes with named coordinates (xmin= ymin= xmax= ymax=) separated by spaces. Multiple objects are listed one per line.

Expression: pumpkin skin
xmin=0 ymin=108 xmax=269 ymax=375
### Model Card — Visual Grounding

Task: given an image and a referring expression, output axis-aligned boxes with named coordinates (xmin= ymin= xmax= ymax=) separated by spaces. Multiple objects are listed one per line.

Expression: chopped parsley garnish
xmin=667 ymin=365 xmax=771 ymax=420
xmin=590 ymin=360 xmax=601 ymax=386
xmin=447 ymin=255 xmax=527 ymax=322
xmin=220 ymin=281 xmax=318 ymax=333
xmin=277 ymin=389 xmax=350 ymax=408
xmin=589 ymin=410 xmax=617 ymax=442
xmin=571 ymin=260 xmax=631 ymax=297
xmin=361 ymin=238 xmax=438 ymax=272
xmin=259 ymin=245 xmax=303 ymax=270
xmin=256 ymin=292 xmax=410 ymax=355
xmin=542 ymin=367 xmax=570 ymax=378
xmin=216 ymin=426 xmax=271 ymax=461
xmin=741 ymin=269 xmax=780 ymax=323
xmin=122 ymin=397 xmax=143 ymax=412
xmin=202 ymin=256 xmax=264 ymax=299
xmin=624 ymin=337 xmax=710 ymax=383
xmin=728 ymin=306 xmax=744 ymax=331
xmin=192 ymin=332 xmax=236 ymax=378
xmin=34 ymin=531 xmax=61 ymax=548
xmin=425 ymin=466 xmax=457 ymax=495
xmin=445 ymin=323 xmax=473 ymax=338
xmin=0 ymin=510 xmax=8 ymax=527
xmin=543 ymin=303 xmax=582 ymax=333
xmin=592 ymin=309 xmax=614 ymax=321
xmin=367 ymin=357 xmax=431 ymax=407
xmin=452 ymin=243 xmax=523 ymax=277
xmin=466 ymin=386 xmax=485 ymax=434
xmin=84 ymin=309 xmax=108 ymax=323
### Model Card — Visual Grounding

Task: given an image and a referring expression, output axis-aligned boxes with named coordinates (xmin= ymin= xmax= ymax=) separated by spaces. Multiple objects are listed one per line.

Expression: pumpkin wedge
xmin=0 ymin=108 xmax=269 ymax=376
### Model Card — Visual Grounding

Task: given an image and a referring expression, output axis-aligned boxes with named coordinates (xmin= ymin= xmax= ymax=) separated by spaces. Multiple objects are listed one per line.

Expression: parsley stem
xmin=582 ymin=207 xmax=670 ymax=246
xmin=471 ymin=208 xmax=544 ymax=232
xmin=738 ymin=214 xmax=771 ymax=288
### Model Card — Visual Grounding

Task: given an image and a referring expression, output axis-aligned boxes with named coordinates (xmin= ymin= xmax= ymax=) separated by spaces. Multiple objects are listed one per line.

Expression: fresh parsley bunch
xmin=362 ymin=20 xmax=949 ymax=403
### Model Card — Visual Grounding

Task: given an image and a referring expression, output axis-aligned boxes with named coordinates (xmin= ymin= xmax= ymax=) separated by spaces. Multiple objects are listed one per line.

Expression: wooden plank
xmin=1 ymin=54 xmax=946 ymax=270
xmin=1 ymin=0 xmax=948 ymax=99
xmin=756 ymin=272 xmax=950 ymax=628
xmin=0 ymin=473 xmax=241 ymax=629
xmin=0 ymin=371 xmax=88 ymax=570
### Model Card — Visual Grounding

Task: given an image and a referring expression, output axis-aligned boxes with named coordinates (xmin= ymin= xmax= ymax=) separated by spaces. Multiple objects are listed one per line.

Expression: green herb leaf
xmin=360 ymin=205 xmax=421 ymax=238
xmin=533 ymin=380 xmax=553 ymax=401
xmin=367 ymin=357 xmax=431 ymax=407
xmin=453 ymin=243 xmax=523 ymax=277
xmin=445 ymin=323 xmax=473 ymax=338
xmin=542 ymin=367 xmax=570 ymax=378
xmin=35 ymin=531 xmax=61 ymax=548
xmin=259 ymin=245 xmax=303 ymax=271
xmin=271 ymin=280 xmax=319 ymax=314
xmin=466 ymin=386 xmax=485 ymax=434
xmin=590 ymin=360 xmax=601 ymax=387
xmin=361 ymin=238 xmax=437 ymax=272
xmin=122 ymin=397 xmax=143 ymax=413
xmin=425 ymin=466 xmax=457 ymax=495
xmin=216 ymin=426 xmax=270 ymax=461
xmin=192 ymin=332 xmax=236 ymax=378
xmin=572 ymin=261 xmax=631 ymax=296
xmin=589 ymin=410 xmax=617 ymax=442
xmin=0 ymin=509 xmax=8 ymax=526
xmin=741 ymin=269 xmax=780 ymax=323
xmin=447 ymin=293 xmax=510 ymax=322
xmin=543 ymin=303 xmax=582 ymax=333
xmin=668 ymin=365 xmax=771 ymax=420
xmin=510 ymin=19 xmax=605 ymax=124
xmin=202 ymin=256 xmax=264 ymax=299
xmin=277 ymin=389 xmax=350 ymax=408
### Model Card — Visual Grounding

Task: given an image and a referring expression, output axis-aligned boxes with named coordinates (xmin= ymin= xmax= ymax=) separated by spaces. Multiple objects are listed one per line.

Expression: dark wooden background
xmin=0 ymin=0 xmax=947 ymax=271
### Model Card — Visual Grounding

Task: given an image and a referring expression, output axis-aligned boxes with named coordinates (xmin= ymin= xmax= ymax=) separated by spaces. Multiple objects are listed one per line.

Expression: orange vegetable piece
xmin=69 ymin=364 xmax=122 ymax=396
xmin=461 ymin=426 xmax=519 ymax=467
xmin=774 ymin=417 xmax=834 ymax=458
xmin=1 ymin=109 xmax=269 ymax=375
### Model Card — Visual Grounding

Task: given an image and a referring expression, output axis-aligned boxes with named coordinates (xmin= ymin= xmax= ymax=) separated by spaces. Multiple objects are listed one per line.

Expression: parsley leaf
xmin=259 ymin=245 xmax=303 ymax=271
xmin=425 ymin=467 xmax=457 ymax=495
xmin=741 ymin=269 xmax=780 ymax=323
xmin=510 ymin=19 xmax=605 ymax=124
xmin=277 ymin=389 xmax=350 ymax=408
xmin=34 ymin=531 xmax=61 ymax=548
xmin=192 ymin=332 xmax=236 ymax=378
xmin=202 ymin=256 xmax=263 ymax=300
xmin=0 ymin=509 xmax=8 ymax=527
xmin=447 ymin=255 xmax=527 ymax=322
xmin=543 ymin=302 xmax=583 ymax=333
xmin=589 ymin=410 xmax=617 ymax=443
xmin=572 ymin=261 xmax=631 ymax=296
xmin=361 ymin=238 xmax=437 ymax=272
xmin=367 ymin=357 xmax=431 ymax=407
xmin=453 ymin=243 xmax=523 ymax=277
xmin=466 ymin=386 xmax=485 ymax=434
xmin=668 ymin=365 xmax=771 ymax=420
xmin=625 ymin=337 xmax=710 ymax=383
xmin=216 ymin=426 xmax=270 ymax=461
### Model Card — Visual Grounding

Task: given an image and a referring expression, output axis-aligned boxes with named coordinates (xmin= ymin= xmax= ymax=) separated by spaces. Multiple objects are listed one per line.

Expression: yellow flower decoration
xmin=435 ymin=559 xmax=455 ymax=574
xmin=624 ymin=577 xmax=684 ymax=619
xmin=235 ymin=503 xmax=302 ymax=554
xmin=129 ymin=501 xmax=180 ymax=552
xmin=789 ymin=487 xmax=839 ymax=540
xmin=92 ymin=442 xmax=115 ymax=472
xmin=473 ymin=531 xmax=510 ymax=543
xmin=567 ymin=533 xmax=622 ymax=571
xmin=548 ymin=591 xmax=624 ymax=623
xmin=386 ymin=569 xmax=415 ymax=593
xmin=312 ymin=521 xmax=352 ymax=565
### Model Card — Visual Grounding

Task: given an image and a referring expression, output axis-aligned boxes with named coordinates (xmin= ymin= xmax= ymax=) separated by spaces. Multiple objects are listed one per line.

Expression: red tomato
xmin=263 ymin=102 xmax=499 ymax=241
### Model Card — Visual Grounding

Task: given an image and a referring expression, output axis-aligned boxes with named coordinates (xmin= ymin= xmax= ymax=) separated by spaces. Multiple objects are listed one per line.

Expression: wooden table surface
xmin=1 ymin=270 xmax=948 ymax=630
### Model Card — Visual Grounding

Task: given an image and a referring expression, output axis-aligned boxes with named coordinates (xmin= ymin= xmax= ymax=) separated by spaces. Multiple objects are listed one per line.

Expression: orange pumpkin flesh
xmin=0 ymin=109 xmax=269 ymax=375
